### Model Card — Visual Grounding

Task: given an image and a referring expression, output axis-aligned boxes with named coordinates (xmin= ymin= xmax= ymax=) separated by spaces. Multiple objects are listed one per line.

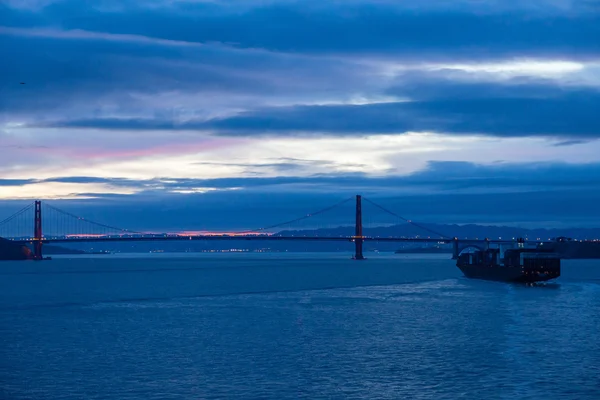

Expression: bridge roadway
xmin=13 ymin=235 xmax=529 ymax=246
xmin=11 ymin=235 xmax=545 ymax=260
xmin=16 ymin=235 xmax=451 ymax=244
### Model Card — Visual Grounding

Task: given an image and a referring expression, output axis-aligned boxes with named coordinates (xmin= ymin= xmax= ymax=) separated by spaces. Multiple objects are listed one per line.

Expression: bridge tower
xmin=353 ymin=194 xmax=365 ymax=260
xmin=33 ymin=200 xmax=43 ymax=260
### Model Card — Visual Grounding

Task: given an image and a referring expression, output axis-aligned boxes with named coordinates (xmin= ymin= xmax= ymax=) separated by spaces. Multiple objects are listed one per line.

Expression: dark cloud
xmin=3 ymin=160 xmax=600 ymax=229
xmin=201 ymin=84 xmax=599 ymax=137
xmin=553 ymin=139 xmax=590 ymax=147
xmin=0 ymin=30 xmax=364 ymax=119
xmin=0 ymin=179 xmax=34 ymax=187
xmin=403 ymin=161 xmax=600 ymax=191
xmin=46 ymin=176 xmax=135 ymax=185
xmin=385 ymin=74 xmax=594 ymax=100
xmin=192 ymin=158 xmax=367 ymax=174
xmin=41 ymin=84 xmax=600 ymax=138
xmin=3 ymin=1 xmax=599 ymax=59
xmin=195 ymin=81 xmax=599 ymax=137
xmin=3 ymin=2 xmax=598 ymax=136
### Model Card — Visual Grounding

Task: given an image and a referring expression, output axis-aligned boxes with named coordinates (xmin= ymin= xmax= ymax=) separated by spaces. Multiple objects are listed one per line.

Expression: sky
xmin=1 ymin=0 xmax=599 ymax=231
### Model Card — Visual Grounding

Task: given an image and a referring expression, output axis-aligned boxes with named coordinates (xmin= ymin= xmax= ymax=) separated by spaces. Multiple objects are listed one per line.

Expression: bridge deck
xmin=10 ymin=236 xmax=525 ymax=245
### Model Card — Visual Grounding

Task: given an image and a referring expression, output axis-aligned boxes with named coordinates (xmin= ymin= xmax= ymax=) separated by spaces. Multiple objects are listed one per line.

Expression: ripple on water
xmin=1 ymin=256 xmax=600 ymax=399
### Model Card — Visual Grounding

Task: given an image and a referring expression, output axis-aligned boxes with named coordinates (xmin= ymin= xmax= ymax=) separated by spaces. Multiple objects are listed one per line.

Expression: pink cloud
xmin=0 ymin=131 xmax=250 ymax=176
xmin=57 ymin=137 xmax=244 ymax=160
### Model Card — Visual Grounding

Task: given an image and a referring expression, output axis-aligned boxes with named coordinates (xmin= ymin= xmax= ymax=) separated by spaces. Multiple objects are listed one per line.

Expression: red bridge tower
xmin=353 ymin=195 xmax=365 ymax=260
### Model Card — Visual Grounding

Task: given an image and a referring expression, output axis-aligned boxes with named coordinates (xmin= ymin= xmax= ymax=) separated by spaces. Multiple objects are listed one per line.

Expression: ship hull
xmin=539 ymin=241 xmax=600 ymax=259
xmin=457 ymin=264 xmax=560 ymax=283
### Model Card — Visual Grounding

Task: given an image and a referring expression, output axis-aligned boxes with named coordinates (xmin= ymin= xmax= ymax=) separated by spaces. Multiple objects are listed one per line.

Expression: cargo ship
xmin=457 ymin=246 xmax=560 ymax=283
xmin=537 ymin=237 xmax=600 ymax=259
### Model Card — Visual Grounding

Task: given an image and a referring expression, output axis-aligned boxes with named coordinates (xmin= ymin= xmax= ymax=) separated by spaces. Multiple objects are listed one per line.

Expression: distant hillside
xmin=43 ymin=245 xmax=88 ymax=255
xmin=278 ymin=223 xmax=600 ymax=241
xmin=23 ymin=244 xmax=92 ymax=255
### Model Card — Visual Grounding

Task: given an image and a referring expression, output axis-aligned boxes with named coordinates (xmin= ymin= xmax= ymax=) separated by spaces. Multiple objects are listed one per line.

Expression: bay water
xmin=1 ymin=253 xmax=599 ymax=399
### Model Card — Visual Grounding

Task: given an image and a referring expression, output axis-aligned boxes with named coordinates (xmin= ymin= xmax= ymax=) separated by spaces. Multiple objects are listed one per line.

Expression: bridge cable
xmin=0 ymin=202 xmax=34 ymax=227
xmin=362 ymin=197 xmax=450 ymax=239
xmin=236 ymin=196 xmax=355 ymax=234
xmin=44 ymin=204 xmax=144 ymax=235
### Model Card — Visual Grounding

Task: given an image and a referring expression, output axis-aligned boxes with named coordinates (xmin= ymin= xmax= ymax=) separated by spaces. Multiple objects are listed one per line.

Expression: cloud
xmin=385 ymin=72 xmax=597 ymax=100
xmin=3 ymin=3 xmax=599 ymax=139
xmin=0 ymin=27 xmax=370 ymax=122
xmin=4 ymin=160 xmax=600 ymax=229
xmin=0 ymin=179 xmax=34 ymax=187
xmin=198 ymin=82 xmax=600 ymax=137
xmin=552 ymin=139 xmax=590 ymax=147
xmin=3 ymin=1 xmax=599 ymax=59
xmin=42 ymin=85 xmax=599 ymax=138
xmin=192 ymin=158 xmax=369 ymax=175
xmin=4 ymin=160 xmax=600 ymax=195
xmin=2 ymin=0 xmax=600 ymax=228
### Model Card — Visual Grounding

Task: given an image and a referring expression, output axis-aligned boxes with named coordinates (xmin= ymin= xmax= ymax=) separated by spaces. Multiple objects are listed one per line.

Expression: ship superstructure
xmin=456 ymin=243 xmax=560 ymax=283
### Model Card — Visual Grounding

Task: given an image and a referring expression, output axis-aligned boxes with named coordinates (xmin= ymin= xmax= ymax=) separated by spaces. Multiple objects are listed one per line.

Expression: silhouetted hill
xmin=0 ymin=238 xmax=32 ymax=260
xmin=278 ymin=223 xmax=600 ymax=241
xmin=42 ymin=245 xmax=88 ymax=255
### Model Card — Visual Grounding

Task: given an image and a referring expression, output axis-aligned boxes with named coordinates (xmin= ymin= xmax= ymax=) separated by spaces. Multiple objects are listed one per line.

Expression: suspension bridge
xmin=0 ymin=195 xmax=534 ymax=260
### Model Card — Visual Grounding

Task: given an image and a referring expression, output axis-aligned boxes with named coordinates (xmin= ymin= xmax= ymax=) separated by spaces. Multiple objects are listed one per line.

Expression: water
xmin=1 ymin=253 xmax=599 ymax=399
